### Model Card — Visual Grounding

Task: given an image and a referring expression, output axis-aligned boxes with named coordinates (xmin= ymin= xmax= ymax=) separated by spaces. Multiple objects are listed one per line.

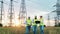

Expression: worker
xmin=32 ymin=16 xmax=38 ymax=34
xmin=39 ymin=16 xmax=44 ymax=34
xmin=25 ymin=17 xmax=32 ymax=34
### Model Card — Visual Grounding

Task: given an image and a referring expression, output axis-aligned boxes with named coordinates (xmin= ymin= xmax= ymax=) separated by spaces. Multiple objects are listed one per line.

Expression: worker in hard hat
xmin=39 ymin=16 xmax=44 ymax=34
xmin=25 ymin=17 xmax=32 ymax=34
xmin=32 ymin=16 xmax=38 ymax=34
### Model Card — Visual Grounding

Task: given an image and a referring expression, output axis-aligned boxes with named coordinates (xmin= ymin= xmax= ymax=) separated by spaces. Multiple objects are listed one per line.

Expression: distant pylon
xmin=53 ymin=0 xmax=60 ymax=26
xmin=48 ymin=14 xmax=50 ymax=26
xmin=8 ymin=0 xmax=14 ymax=26
xmin=0 ymin=0 xmax=4 ymax=24
xmin=19 ymin=0 xmax=27 ymax=24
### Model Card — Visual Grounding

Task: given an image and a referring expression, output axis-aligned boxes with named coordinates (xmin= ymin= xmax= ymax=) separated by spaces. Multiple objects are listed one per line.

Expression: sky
xmin=26 ymin=0 xmax=56 ymax=17
xmin=0 ymin=0 xmax=57 ymax=17
xmin=0 ymin=0 xmax=57 ymax=26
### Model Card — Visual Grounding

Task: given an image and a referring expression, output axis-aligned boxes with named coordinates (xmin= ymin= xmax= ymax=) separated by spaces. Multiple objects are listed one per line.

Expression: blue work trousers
xmin=32 ymin=25 xmax=37 ymax=34
xmin=40 ymin=26 xmax=44 ymax=34
xmin=25 ymin=26 xmax=31 ymax=34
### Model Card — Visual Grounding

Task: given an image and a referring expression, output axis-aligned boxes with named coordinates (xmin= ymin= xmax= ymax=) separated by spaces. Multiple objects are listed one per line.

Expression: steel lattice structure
xmin=8 ymin=0 xmax=14 ymax=26
xmin=0 ymin=0 xmax=3 ymax=24
xmin=19 ymin=0 xmax=27 ymax=24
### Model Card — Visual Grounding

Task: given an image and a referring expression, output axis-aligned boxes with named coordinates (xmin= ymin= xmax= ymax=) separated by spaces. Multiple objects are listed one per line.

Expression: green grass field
xmin=0 ymin=26 xmax=60 ymax=34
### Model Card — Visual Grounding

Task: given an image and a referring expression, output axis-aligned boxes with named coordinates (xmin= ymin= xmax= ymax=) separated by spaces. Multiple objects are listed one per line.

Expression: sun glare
xmin=1 ymin=15 xmax=25 ymax=27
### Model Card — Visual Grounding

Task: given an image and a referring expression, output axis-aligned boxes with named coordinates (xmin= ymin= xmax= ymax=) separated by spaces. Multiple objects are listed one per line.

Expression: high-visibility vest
xmin=40 ymin=18 xmax=44 ymax=26
xmin=32 ymin=19 xmax=37 ymax=26
xmin=26 ymin=19 xmax=32 ymax=26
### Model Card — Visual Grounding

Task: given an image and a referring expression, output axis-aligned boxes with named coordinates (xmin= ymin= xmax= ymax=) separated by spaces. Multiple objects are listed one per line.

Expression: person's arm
xmin=32 ymin=19 xmax=34 ymax=25
xmin=32 ymin=19 xmax=34 ymax=23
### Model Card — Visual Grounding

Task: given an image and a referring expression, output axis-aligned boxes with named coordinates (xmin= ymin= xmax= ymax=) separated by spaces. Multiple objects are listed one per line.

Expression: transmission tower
xmin=54 ymin=0 xmax=60 ymax=26
xmin=8 ymin=0 xmax=14 ymax=26
xmin=54 ymin=17 xmax=58 ymax=26
xmin=48 ymin=14 xmax=50 ymax=26
xmin=0 ymin=0 xmax=3 ymax=24
xmin=19 ymin=0 xmax=27 ymax=24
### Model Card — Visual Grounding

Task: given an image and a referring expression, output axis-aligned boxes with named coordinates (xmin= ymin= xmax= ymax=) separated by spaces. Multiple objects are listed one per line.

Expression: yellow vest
xmin=32 ymin=19 xmax=37 ymax=26
xmin=26 ymin=19 xmax=32 ymax=26
xmin=40 ymin=18 xmax=44 ymax=26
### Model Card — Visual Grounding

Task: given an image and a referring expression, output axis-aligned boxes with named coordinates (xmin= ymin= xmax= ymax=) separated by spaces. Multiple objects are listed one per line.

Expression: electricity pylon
xmin=0 ymin=0 xmax=3 ymax=25
xmin=8 ymin=0 xmax=14 ymax=26
xmin=19 ymin=0 xmax=27 ymax=24
xmin=53 ymin=0 xmax=60 ymax=26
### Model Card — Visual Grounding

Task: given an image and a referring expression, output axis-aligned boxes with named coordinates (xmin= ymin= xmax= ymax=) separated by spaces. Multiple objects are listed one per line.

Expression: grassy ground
xmin=0 ymin=26 xmax=60 ymax=34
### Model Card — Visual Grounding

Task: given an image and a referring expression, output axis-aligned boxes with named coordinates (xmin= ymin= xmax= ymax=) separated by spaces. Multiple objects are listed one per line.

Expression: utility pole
xmin=19 ymin=0 xmax=27 ymax=24
xmin=0 ymin=0 xmax=3 ymax=25
xmin=8 ymin=0 xmax=14 ymax=26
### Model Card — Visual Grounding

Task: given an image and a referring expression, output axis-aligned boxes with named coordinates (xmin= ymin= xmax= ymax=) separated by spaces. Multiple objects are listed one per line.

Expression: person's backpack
xmin=35 ymin=21 xmax=40 ymax=24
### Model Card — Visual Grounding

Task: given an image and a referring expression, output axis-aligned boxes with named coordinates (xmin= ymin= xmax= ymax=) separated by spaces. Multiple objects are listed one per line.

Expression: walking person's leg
xmin=42 ymin=30 xmax=44 ymax=34
xmin=40 ymin=26 xmax=42 ymax=34
xmin=33 ymin=26 xmax=37 ymax=34
xmin=28 ymin=26 xmax=31 ymax=32
xmin=25 ymin=26 xmax=29 ymax=34
xmin=42 ymin=26 xmax=44 ymax=34
xmin=40 ymin=26 xmax=44 ymax=34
